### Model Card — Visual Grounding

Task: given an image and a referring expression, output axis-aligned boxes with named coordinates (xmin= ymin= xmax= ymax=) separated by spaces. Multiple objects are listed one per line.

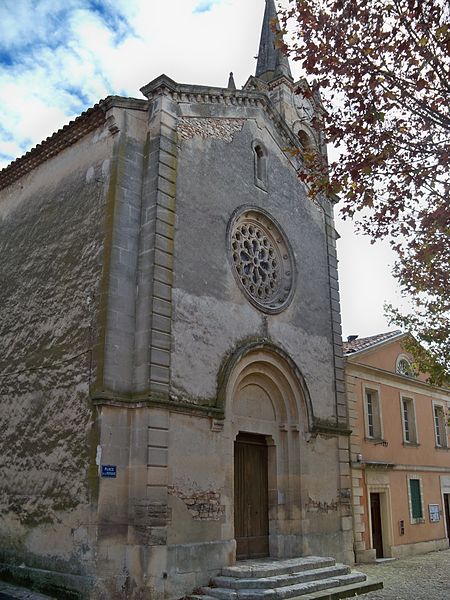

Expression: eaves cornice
xmin=352 ymin=461 xmax=450 ymax=474
xmin=140 ymin=74 xmax=302 ymax=163
xmin=345 ymin=360 xmax=450 ymax=399
xmin=0 ymin=96 xmax=147 ymax=192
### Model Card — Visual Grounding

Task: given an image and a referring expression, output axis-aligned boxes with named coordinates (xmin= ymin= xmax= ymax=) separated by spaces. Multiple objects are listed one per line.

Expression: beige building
xmin=345 ymin=331 xmax=450 ymax=562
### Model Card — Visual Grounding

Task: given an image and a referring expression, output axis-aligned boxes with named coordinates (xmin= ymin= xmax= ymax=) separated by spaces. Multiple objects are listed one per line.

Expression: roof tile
xmin=343 ymin=330 xmax=403 ymax=355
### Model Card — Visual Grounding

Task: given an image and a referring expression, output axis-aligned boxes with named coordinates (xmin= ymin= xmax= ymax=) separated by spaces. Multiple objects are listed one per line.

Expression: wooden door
xmin=444 ymin=494 xmax=450 ymax=546
xmin=370 ymin=493 xmax=384 ymax=558
xmin=234 ymin=433 xmax=269 ymax=559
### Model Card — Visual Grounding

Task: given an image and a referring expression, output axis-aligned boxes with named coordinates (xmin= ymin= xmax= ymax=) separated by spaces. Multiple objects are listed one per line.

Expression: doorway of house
xmin=234 ymin=432 xmax=269 ymax=559
xmin=370 ymin=492 xmax=384 ymax=558
xmin=444 ymin=494 xmax=450 ymax=546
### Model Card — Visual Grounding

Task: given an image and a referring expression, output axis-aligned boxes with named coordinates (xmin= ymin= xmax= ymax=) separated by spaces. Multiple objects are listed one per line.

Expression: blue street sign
xmin=101 ymin=465 xmax=117 ymax=478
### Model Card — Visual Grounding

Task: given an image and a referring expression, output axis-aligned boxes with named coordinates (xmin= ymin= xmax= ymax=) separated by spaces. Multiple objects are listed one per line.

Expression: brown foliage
xmin=279 ymin=0 xmax=450 ymax=383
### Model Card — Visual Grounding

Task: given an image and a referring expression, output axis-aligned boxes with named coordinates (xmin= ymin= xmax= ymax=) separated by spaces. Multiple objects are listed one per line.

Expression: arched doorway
xmin=222 ymin=342 xmax=313 ymax=559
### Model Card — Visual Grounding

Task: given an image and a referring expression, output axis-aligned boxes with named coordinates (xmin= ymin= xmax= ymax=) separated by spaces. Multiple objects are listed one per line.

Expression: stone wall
xmin=0 ymin=125 xmax=114 ymax=597
xmin=171 ymin=104 xmax=336 ymax=420
xmin=0 ymin=82 xmax=351 ymax=600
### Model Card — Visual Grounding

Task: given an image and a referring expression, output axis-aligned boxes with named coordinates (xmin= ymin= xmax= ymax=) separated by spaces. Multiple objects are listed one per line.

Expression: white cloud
xmin=0 ymin=0 xmax=402 ymax=338
xmin=0 ymin=0 xmax=270 ymax=169
xmin=193 ymin=0 xmax=224 ymax=13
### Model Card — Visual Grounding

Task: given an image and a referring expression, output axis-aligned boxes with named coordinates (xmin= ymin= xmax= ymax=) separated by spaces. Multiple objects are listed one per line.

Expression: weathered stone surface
xmin=178 ymin=118 xmax=245 ymax=142
xmin=0 ymin=126 xmax=112 ymax=594
xmin=0 ymin=24 xmax=350 ymax=597
xmin=197 ymin=556 xmax=380 ymax=600
xmin=171 ymin=116 xmax=335 ymax=416
xmin=168 ymin=486 xmax=225 ymax=521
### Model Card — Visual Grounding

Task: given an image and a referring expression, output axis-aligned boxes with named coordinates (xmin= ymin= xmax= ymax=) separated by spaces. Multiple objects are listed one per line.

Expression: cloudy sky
xmin=0 ymin=0 xmax=406 ymax=339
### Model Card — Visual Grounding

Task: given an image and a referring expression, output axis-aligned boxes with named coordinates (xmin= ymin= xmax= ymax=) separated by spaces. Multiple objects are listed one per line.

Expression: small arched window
xmin=252 ymin=141 xmax=267 ymax=191
xmin=297 ymin=129 xmax=313 ymax=152
xmin=396 ymin=355 xmax=415 ymax=377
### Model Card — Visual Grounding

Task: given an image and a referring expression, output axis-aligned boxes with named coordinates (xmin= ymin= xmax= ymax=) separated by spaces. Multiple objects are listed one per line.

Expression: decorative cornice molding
xmin=312 ymin=421 xmax=352 ymax=437
xmin=345 ymin=362 xmax=450 ymax=398
xmin=352 ymin=461 xmax=450 ymax=474
xmin=91 ymin=390 xmax=224 ymax=418
xmin=140 ymin=75 xmax=304 ymax=169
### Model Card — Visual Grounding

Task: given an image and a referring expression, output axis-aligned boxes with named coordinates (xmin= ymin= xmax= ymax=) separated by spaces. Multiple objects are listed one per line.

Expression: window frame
xmin=297 ymin=129 xmax=313 ymax=152
xmin=400 ymin=394 xmax=418 ymax=445
xmin=396 ymin=354 xmax=415 ymax=377
xmin=363 ymin=384 xmax=384 ymax=441
xmin=252 ymin=140 xmax=268 ymax=191
xmin=407 ymin=474 xmax=425 ymax=524
xmin=432 ymin=402 xmax=448 ymax=449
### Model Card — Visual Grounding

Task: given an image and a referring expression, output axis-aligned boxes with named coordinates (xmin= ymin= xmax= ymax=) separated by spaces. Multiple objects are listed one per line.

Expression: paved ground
xmin=0 ymin=549 xmax=449 ymax=599
xmin=357 ymin=548 xmax=450 ymax=600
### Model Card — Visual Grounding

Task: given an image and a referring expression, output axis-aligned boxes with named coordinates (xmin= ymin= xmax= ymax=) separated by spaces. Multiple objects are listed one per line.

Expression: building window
xmin=364 ymin=388 xmax=382 ymax=440
xmin=252 ymin=141 xmax=267 ymax=190
xmin=396 ymin=355 xmax=415 ymax=377
xmin=408 ymin=476 xmax=424 ymax=523
xmin=228 ymin=208 xmax=295 ymax=314
xmin=297 ymin=129 xmax=313 ymax=152
xmin=401 ymin=396 xmax=417 ymax=444
xmin=433 ymin=404 xmax=448 ymax=448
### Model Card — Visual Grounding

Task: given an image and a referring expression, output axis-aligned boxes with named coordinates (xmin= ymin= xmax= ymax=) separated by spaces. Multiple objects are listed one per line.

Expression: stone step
xmin=221 ymin=557 xmax=336 ymax=579
xmin=213 ymin=565 xmax=351 ymax=590
xmin=290 ymin=576 xmax=383 ymax=599
xmin=201 ymin=572 xmax=368 ymax=600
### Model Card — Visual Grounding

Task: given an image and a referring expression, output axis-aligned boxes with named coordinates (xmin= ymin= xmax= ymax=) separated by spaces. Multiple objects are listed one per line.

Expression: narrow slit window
xmin=298 ymin=130 xmax=312 ymax=152
xmin=255 ymin=146 xmax=264 ymax=180
xmin=367 ymin=392 xmax=374 ymax=438
xmin=253 ymin=142 xmax=267 ymax=190
xmin=403 ymin=400 xmax=410 ymax=441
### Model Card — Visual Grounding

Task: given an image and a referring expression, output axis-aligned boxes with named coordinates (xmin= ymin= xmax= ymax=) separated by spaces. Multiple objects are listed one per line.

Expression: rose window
xmin=228 ymin=208 xmax=294 ymax=313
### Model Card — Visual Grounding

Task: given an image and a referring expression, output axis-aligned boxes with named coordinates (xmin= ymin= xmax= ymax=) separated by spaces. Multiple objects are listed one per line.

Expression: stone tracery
xmin=229 ymin=208 xmax=294 ymax=313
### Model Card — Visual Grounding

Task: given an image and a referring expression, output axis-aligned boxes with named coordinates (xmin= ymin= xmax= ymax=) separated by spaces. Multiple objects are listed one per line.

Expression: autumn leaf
xmin=279 ymin=0 xmax=450 ymax=380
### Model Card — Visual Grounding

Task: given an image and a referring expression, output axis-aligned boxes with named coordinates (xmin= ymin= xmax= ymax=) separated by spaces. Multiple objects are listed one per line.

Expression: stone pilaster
xmin=346 ymin=371 xmax=371 ymax=562
xmin=134 ymin=91 xmax=178 ymax=397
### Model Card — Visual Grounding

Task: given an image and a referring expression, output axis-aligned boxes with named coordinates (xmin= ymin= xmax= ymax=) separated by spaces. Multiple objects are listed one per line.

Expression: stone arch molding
xmin=217 ymin=341 xmax=314 ymax=431
xmin=292 ymin=120 xmax=316 ymax=151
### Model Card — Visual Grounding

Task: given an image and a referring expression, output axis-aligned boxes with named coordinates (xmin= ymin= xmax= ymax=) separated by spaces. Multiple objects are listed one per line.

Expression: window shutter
xmin=410 ymin=479 xmax=423 ymax=519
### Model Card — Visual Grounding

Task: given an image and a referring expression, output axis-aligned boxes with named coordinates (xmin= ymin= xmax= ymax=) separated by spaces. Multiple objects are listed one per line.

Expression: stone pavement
xmin=0 ymin=549 xmax=449 ymax=599
xmin=358 ymin=548 xmax=450 ymax=600
xmin=0 ymin=581 xmax=54 ymax=600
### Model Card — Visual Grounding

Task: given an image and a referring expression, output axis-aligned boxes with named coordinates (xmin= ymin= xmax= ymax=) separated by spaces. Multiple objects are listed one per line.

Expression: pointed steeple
xmin=256 ymin=0 xmax=292 ymax=83
xmin=227 ymin=72 xmax=236 ymax=90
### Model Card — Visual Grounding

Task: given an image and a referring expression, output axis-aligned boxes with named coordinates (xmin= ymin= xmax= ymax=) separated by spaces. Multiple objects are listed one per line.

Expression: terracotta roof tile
xmin=343 ymin=330 xmax=403 ymax=355
xmin=0 ymin=100 xmax=109 ymax=191
xmin=0 ymin=96 xmax=147 ymax=192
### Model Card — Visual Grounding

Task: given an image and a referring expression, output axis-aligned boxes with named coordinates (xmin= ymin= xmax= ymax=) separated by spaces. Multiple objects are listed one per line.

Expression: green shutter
xmin=410 ymin=479 xmax=423 ymax=519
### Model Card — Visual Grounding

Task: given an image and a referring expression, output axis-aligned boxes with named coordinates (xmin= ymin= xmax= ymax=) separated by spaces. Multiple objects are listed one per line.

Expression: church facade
xmin=0 ymin=2 xmax=353 ymax=598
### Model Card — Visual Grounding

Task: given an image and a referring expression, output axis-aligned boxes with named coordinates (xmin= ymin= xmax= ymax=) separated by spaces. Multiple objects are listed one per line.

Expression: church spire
xmin=256 ymin=0 xmax=293 ymax=82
